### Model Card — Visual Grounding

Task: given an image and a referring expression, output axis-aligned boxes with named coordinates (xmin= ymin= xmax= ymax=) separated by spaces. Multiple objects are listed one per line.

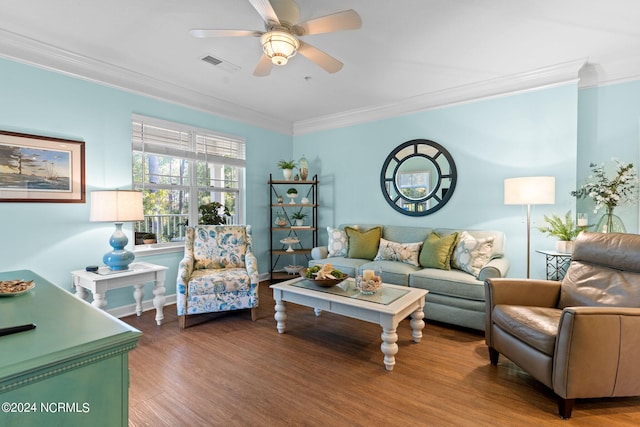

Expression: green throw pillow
xmin=419 ymin=231 xmax=459 ymax=269
xmin=345 ymin=226 xmax=382 ymax=260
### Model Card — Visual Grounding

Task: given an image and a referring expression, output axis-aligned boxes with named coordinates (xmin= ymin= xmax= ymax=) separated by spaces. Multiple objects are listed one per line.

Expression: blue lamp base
xmin=104 ymin=223 xmax=135 ymax=271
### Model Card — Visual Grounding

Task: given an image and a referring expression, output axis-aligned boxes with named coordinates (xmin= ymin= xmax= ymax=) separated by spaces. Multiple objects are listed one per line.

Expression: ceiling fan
xmin=190 ymin=0 xmax=362 ymax=77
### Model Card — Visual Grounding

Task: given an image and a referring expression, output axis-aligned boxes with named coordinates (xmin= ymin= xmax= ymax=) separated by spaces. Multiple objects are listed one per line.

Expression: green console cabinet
xmin=0 ymin=270 xmax=141 ymax=427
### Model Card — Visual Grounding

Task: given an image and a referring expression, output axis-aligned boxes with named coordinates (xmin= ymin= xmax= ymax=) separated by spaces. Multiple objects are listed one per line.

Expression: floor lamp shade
xmin=504 ymin=177 xmax=555 ymax=278
xmin=504 ymin=176 xmax=556 ymax=205
xmin=90 ymin=190 xmax=144 ymax=270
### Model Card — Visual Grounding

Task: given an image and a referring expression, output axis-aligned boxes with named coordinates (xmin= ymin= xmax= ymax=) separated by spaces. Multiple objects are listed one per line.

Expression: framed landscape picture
xmin=0 ymin=130 xmax=85 ymax=203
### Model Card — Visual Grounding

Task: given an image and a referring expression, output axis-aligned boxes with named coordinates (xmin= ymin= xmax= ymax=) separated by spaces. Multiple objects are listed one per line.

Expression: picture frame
xmin=0 ymin=130 xmax=85 ymax=203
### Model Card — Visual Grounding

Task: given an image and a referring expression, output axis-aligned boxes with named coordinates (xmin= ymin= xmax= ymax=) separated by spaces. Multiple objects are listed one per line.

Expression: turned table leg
xmin=410 ymin=307 xmax=425 ymax=342
xmin=274 ymin=298 xmax=287 ymax=334
xmin=381 ymin=327 xmax=399 ymax=371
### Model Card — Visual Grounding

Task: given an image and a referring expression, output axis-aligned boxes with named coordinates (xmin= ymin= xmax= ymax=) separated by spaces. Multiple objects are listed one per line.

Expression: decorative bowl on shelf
xmin=300 ymin=268 xmax=348 ymax=287
xmin=284 ymin=265 xmax=304 ymax=274
xmin=280 ymin=237 xmax=300 ymax=252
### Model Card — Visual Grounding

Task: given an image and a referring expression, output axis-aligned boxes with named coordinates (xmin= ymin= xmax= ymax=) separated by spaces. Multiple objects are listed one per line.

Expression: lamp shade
xmin=90 ymin=190 xmax=144 ymax=222
xmin=504 ymin=176 xmax=555 ymax=205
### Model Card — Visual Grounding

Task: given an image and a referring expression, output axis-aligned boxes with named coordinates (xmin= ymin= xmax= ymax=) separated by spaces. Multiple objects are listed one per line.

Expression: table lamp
xmin=504 ymin=176 xmax=555 ymax=278
xmin=90 ymin=190 xmax=144 ymax=271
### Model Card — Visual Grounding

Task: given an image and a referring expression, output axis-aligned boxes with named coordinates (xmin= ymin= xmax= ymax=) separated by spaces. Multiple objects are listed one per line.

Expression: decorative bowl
xmin=284 ymin=265 xmax=304 ymax=274
xmin=300 ymin=268 xmax=348 ymax=287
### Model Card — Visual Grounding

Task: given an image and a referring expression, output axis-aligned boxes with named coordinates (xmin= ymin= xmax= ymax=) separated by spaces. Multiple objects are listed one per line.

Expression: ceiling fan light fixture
xmin=260 ymin=30 xmax=299 ymax=66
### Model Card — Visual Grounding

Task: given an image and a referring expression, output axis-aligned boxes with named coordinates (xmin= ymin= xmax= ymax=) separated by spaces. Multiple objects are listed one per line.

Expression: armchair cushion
xmin=493 ymin=305 xmax=561 ymax=356
xmin=193 ymin=226 xmax=247 ymax=270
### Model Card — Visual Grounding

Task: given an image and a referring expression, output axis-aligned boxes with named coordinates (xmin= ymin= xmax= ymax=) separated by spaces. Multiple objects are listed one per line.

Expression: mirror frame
xmin=380 ymin=139 xmax=457 ymax=216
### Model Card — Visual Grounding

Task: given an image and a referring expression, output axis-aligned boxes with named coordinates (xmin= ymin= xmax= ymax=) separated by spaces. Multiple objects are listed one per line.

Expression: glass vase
xmin=596 ymin=209 xmax=626 ymax=233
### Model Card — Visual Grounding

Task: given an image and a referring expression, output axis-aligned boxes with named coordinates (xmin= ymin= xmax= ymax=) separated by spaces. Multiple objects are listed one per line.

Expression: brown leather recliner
xmin=485 ymin=232 xmax=640 ymax=418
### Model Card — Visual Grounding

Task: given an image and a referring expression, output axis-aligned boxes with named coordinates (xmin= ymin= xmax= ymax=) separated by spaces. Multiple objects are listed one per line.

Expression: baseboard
xmin=108 ymin=293 xmax=177 ymax=319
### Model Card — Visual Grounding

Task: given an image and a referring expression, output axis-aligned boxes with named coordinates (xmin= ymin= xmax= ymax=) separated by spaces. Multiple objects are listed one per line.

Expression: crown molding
xmin=293 ymin=59 xmax=587 ymax=135
xmin=0 ymin=28 xmax=292 ymax=135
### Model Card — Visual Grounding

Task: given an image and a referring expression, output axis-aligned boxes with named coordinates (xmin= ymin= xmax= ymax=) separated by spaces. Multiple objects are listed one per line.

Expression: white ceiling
xmin=1 ymin=0 xmax=640 ymax=134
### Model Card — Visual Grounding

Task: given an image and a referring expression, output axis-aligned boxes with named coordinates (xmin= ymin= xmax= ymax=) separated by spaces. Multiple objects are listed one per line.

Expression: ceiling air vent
xmin=201 ymin=55 xmax=240 ymax=73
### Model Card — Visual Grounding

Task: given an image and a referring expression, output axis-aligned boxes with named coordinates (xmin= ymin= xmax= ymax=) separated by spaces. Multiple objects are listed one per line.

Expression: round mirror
xmin=380 ymin=139 xmax=457 ymax=216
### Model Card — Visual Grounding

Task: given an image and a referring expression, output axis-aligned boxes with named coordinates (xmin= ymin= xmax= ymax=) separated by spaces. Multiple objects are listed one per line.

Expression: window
xmin=131 ymin=114 xmax=245 ymax=245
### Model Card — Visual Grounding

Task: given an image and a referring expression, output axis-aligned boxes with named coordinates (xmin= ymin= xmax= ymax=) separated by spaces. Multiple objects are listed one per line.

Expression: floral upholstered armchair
xmin=177 ymin=225 xmax=259 ymax=329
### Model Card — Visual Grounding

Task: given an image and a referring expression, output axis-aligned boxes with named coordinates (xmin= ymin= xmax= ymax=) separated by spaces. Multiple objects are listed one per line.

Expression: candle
xmin=577 ymin=213 xmax=587 ymax=226
xmin=362 ymin=269 xmax=375 ymax=281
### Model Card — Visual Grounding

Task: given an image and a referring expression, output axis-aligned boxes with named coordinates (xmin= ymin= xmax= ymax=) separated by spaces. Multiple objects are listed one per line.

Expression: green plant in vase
xmin=538 ymin=211 xmax=590 ymax=253
xmin=277 ymin=159 xmax=297 ymax=180
xmin=571 ymin=160 xmax=638 ymax=233
xmin=291 ymin=209 xmax=307 ymax=226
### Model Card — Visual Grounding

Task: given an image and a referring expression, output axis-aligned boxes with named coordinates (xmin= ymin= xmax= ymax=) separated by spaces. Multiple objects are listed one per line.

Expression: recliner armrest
xmin=553 ymin=306 xmax=640 ymax=399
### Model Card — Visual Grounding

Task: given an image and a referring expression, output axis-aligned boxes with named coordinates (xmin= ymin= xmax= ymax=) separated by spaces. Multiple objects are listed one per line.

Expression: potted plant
xmin=538 ymin=210 xmax=590 ymax=253
xmin=286 ymin=187 xmax=298 ymax=204
xmin=198 ymin=201 xmax=230 ymax=225
xmin=291 ymin=209 xmax=307 ymax=226
xmin=142 ymin=233 xmax=156 ymax=244
xmin=277 ymin=159 xmax=297 ymax=180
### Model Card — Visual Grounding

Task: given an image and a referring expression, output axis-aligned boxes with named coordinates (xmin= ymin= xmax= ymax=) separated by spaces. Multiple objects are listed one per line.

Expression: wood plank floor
xmin=124 ymin=283 xmax=640 ymax=426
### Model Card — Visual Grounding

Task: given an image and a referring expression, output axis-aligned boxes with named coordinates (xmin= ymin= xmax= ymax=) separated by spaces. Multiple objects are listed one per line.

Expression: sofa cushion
xmin=419 ymin=231 xmax=458 ymax=270
xmin=492 ymin=305 xmax=562 ymax=356
xmin=345 ymin=226 xmax=382 ymax=260
xmin=410 ymin=268 xmax=486 ymax=300
xmin=451 ymin=231 xmax=494 ymax=277
xmin=374 ymin=238 xmax=423 ymax=266
xmin=327 ymin=226 xmax=349 ymax=257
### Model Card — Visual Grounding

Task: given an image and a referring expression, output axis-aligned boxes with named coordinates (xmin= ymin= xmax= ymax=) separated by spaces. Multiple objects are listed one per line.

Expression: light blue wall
xmin=0 ymin=57 xmax=292 ymax=309
xmin=3 ymin=53 xmax=640 ymax=309
xmin=577 ymin=80 xmax=640 ymax=231
xmin=294 ymin=84 xmax=579 ymax=279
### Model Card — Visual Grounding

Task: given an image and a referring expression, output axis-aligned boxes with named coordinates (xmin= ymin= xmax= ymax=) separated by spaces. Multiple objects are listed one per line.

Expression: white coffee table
xmin=270 ymin=277 xmax=428 ymax=371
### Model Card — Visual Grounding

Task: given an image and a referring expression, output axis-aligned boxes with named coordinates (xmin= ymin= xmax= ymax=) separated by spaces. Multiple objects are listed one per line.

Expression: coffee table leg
xmin=274 ymin=297 xmax=287 ymax=334
xmin=381 ymin=327 xmax=399 ymax=371
xmin=410 ymin=308 xmax=425 ymax=342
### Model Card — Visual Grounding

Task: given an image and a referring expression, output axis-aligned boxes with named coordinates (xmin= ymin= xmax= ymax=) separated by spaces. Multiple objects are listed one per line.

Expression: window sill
xmin=134 ymin=242 xmax=184 ymax=257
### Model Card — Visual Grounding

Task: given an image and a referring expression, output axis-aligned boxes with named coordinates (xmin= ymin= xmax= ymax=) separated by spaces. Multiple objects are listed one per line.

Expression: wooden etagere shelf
xmin=269 ymin=173 xmax=318 ymax=282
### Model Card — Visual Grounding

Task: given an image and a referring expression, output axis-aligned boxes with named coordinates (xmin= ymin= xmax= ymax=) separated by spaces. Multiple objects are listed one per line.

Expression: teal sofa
xmin=310 ymin=224 xmax=509 ymax=331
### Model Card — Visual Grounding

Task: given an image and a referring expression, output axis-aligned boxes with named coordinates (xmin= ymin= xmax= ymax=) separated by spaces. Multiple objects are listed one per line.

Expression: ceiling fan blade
xmin=296 ymin=9 xmax=362 ymax=35
xmin=253 ymin=54 xmax=273 ymax=77
xmin=297 ymin=42 xmax=343 ymax=73
xmin=248 ymin=0 xmax=280 ymax=25
xmin=190 ymin=29 xmax=262 ymax=38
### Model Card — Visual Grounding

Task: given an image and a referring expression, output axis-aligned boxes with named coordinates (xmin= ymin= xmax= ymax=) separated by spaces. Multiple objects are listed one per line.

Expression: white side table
xmin=71 ymin=262 xmax=168 ymax=325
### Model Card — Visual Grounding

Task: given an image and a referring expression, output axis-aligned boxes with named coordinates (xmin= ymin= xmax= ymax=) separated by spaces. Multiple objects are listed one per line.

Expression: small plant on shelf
xmin=291 ymin=209 xmax=307 ymax=226
xmin=286 ymin=188 xmax=298 ymax=195
xmin=538 ymin=210 xmax=591 ymax=253
xmin=277 ymin=160 xmax=297 ymax=170
xmin=291 ymin=210 xmax=307 ymax=220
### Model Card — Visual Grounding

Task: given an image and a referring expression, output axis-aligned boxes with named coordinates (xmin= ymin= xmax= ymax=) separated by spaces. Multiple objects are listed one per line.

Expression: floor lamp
xmin=504 ymin=176 xmax=555 ymax=278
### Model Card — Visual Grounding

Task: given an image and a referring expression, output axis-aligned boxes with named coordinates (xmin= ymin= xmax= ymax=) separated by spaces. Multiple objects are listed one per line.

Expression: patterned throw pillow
xmin=451 ymin=231 xmax=494 ymax=277
xmin=345 ymin=226 xmax=382 ymax=260
xmin=374 ymin=238 xmax=423 ymax=266
xmin=419 ymin=232 xmax=458 ymax=270
xmin=327 ymin=226 xmax=349 ymax=257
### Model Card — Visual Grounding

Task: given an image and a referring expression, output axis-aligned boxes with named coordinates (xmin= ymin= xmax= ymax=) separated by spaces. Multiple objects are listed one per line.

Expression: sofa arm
xmin=311 ymin=246 xmax=328 ymax=260
xmin=177 ymin=255 xmax=194 ymax=284
xmin=245 ymin=251 xmax=259 ymax=284
xmin=553 ymin=307 xmax=640 ymax=399
xmin=478 ymin=257 xmax=510 ymax=281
